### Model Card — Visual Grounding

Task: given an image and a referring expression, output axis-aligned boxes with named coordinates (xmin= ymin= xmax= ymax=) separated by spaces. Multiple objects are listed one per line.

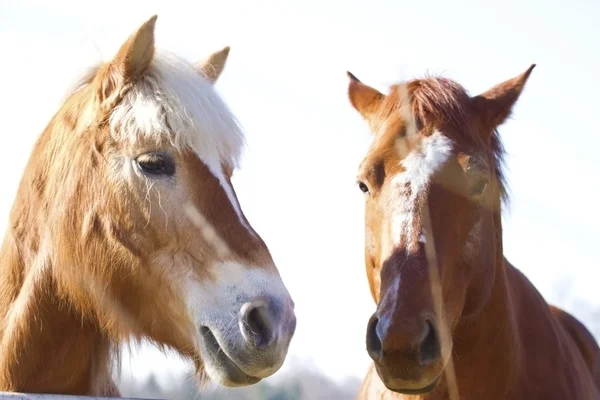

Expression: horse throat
xmin=449 ymin=212 xmax=523 ymax=397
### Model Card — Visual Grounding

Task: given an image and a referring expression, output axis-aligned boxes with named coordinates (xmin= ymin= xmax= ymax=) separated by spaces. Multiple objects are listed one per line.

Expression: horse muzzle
xmin=198 ymin=294 xmax=297 ymax=387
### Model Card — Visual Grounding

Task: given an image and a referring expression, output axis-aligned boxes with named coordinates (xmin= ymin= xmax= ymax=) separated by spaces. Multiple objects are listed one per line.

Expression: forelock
xmin=62 ymin=49 xmax=246 ymax=172
xmin=108 ymin=50 xmax=245 ymax=171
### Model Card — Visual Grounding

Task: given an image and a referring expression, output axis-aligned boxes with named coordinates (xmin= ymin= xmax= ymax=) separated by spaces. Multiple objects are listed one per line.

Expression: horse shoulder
xmin=549 ymin=305 xmax=600 ymax=390
xmin=504 ymin=262 xmax=599 ymax=398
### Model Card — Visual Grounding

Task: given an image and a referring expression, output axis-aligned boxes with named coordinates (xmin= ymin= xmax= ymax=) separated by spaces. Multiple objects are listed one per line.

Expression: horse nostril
xmin=240 ymin=301 xmax=275 ymax=348
xmin=418 ymin=320 xmax=441 ymax=366
xmin=366 ymin=314 xmax=383 ymax=362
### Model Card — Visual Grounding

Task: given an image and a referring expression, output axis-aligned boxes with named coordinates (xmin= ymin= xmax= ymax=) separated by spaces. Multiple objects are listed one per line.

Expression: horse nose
xmin=366 ymin=313 xmax=441 ymax=367
xmin=366 ymin=314 xmax=383 ymax=361
xmin=418 ymin=320 xmax=441 ymax=366
xmin=239 ymin=297 xmax=295 ymax=348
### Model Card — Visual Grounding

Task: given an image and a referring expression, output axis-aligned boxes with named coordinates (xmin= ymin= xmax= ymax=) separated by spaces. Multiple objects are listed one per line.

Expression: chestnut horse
xmin=346 ymin=66 xmax=600 ymax=399
xmin=0 ymin=15 xmax=296 ymax=395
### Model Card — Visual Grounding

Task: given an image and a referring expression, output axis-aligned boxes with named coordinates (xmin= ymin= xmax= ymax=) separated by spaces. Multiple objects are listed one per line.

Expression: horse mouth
xmin=199 ymin=326 xmax=262 ymax=387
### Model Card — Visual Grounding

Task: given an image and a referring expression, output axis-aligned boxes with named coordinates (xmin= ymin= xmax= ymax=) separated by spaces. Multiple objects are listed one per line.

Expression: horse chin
xmin=198 ymin=327 xmax=262 ymax=387
xmin=382 ymin=375 xmax=441 ymax=395
xmin=375 ymin=360 xmax=444 ymax=396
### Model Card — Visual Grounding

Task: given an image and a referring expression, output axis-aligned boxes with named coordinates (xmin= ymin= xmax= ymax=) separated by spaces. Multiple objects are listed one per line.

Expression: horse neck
xmin=449 ymin=211 xmax=524 ymax=397
xmin=0 ymin=193 xmax=115 ymax=394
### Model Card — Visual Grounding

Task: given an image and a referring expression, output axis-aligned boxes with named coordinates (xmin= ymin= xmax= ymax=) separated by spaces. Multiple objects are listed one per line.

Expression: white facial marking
xmin=210 ymin=165 xmax=256 ymax=236
xmin=389 ymin=131 xmax=453 ymax=252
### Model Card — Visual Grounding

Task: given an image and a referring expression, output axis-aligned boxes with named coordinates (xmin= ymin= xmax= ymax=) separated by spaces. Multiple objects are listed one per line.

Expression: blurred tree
xmin=116 ymin=364 xmax=360 ymax=400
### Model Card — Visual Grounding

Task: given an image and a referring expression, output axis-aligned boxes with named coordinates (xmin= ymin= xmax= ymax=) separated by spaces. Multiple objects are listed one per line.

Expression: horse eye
xmin=358 ymin=181 xmax=370 ymax=193
xmin=470 ymin=178 xmax=488 ymax=197
xmin=135 ymin=152 xmax=175 ymax=177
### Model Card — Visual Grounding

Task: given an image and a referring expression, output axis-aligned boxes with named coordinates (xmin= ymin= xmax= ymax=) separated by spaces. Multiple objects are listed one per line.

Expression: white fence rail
xmin=0 ymin=394 xmax=157 ymax=400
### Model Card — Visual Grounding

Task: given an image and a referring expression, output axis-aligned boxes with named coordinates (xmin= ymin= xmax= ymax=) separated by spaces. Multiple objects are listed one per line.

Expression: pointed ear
xmin=97 ymin=15 xmax=157 ymax=109
xmin=347 ymin=71 xmax=385 ymax=122
xmin=197 ymin=46 xmax=231 ymax=84
xmin=471 ymin=64 xmax=536 ymax=129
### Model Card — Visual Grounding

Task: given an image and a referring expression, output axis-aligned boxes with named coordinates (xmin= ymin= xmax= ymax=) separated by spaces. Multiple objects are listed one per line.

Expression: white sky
xmin=0 ymin=0 xmax=599 ymax=386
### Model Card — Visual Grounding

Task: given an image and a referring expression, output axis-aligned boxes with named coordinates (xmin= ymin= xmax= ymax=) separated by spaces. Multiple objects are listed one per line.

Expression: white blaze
xmin=389 ymin=131 xmax=453 ymax=252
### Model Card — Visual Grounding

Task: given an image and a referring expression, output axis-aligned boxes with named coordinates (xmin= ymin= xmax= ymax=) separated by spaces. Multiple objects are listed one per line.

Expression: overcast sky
xmin=0 ymin=0 xmax=598 ymax=385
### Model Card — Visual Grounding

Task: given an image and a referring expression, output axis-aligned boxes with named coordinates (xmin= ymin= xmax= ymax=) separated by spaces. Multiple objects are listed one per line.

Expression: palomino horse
xmin=346 ymin=66 xmax=600 ymax=399
xmin=0 ymin=15 xmax=296 ymax=395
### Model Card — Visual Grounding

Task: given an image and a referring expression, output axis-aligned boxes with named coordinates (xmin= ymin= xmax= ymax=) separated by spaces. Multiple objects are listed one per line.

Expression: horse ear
xmin=471 ymin=64 xmax=536 ymax=131
xmin=197 ymin=46 xmax=231 ymax=84
xmin=97 ymin=15 xmax=157 ymax=109
xmin=347 ymin=71 xmax=385 ymax=123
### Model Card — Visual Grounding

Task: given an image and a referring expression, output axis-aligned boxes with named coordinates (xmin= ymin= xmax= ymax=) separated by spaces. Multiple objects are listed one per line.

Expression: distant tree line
xmin=117 ymin=366 xmax=361 ymax=400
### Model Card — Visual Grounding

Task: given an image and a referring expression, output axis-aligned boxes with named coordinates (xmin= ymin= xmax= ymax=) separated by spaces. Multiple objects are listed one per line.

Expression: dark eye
xmin=135 ymin=152 xmax=175 ymax=177
xmin=470 ymin=178 xmax=488 ymax=198
xmin=358 ymin=181 xmax=370 ymax=193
